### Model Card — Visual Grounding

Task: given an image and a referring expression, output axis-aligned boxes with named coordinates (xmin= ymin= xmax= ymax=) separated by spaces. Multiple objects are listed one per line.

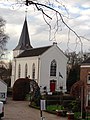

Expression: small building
xmin=80 ymin=57 xmax=90 ymax=109
xmin=11 ymin=18 xmax=68 ymax=92
xmin=0 ymin=80 xmax=7 ymax=103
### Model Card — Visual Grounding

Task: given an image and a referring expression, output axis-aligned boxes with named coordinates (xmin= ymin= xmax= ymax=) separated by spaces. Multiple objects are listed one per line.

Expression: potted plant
xmin=67 ymin=111 xmax=74 ymax=119
xmin=56 ymin=106 xmax=67 ymax=117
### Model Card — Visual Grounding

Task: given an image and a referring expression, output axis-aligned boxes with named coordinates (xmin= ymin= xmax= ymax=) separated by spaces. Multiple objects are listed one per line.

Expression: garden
xmin=12 ymin=78 xmax=90 ymax=120
xmin=29 ymin=92 xmax=84 ymax=120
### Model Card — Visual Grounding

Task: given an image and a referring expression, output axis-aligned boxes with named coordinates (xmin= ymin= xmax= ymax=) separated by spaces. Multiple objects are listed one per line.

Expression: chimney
xmin=53 ymin=42 xmax=57 ymax=46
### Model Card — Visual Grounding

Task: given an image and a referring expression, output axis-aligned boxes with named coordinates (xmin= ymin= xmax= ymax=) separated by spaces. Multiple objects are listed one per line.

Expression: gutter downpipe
xmin=14 ymin=58 xmax=16 ymax=83
xmin=38 ymin=56 xmax=40 ymax=85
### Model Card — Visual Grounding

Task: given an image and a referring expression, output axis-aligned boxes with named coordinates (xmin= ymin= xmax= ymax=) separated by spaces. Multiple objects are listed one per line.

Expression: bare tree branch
xmin=5 ymin=0 xmax=90 ymax=52
xmin=0 ymin=17 xmax=9 ymax=54
xmin=25 ymin=0 xmax=84 ymax=52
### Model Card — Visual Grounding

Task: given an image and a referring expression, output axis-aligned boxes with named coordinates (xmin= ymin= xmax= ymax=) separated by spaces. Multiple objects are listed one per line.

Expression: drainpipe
xmin=14 ymin=58 xmax=16 ymax=83
xmin=37 ymin=56 xmax=40 ymax=85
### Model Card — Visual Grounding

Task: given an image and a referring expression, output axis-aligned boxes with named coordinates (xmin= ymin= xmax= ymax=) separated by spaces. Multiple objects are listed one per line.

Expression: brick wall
xmin=80 ymin=66 xmax=90 ymax=108
xmin=80 ymin=67 xmax=90 ymax=83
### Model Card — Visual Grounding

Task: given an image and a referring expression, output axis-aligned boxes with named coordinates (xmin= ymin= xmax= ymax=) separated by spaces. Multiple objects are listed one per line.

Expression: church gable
xmin=40 ymin=43 xmax=68 ymax=63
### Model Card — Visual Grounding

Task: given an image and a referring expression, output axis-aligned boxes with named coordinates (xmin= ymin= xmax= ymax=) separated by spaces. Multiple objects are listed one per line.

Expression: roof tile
xmin=17 ymin=46 xmax=51 ymax=58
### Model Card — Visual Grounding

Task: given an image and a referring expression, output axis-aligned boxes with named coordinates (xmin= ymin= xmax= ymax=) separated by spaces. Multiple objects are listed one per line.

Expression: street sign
xmin=40 ymin=100 xmax=46 ymax=110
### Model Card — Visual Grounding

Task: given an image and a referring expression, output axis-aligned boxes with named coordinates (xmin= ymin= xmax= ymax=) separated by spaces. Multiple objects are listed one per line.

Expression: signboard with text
xmin=40 ymin=100 xmax=46 ymax=110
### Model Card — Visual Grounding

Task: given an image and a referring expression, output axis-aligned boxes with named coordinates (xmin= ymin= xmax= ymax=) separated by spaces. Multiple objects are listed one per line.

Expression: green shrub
xmin=74 ymin=112 xmax=81 ymax=120
xmin=46 ymin=105 xmax=64 ymax=111
xmin=25 ymin=94 xmax=30 ymax=101
xmin=68 ymin=100 xmax=81 ymax=112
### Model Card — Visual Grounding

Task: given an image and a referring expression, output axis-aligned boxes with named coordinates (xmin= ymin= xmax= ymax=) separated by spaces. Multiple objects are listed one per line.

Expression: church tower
xmin=13 ymin=17 xmax=33 ymax=58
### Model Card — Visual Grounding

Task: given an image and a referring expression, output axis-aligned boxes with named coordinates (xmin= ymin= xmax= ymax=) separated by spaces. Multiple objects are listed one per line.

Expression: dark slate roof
xmin=82 ymin=57 xmax=90 ymax=65
xmin=14 ymin=18 xmax=33 ymax=50
xmin=16 ymin=46 xmax=52 ymax=58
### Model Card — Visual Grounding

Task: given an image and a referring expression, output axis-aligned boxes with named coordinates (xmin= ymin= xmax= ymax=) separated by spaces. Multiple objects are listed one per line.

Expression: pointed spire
xmin=14 ymin=17 xmax=33 ymax=50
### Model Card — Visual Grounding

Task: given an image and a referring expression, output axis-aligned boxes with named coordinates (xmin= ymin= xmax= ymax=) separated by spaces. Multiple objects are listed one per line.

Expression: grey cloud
xmin=0 ymin=0 xmax=90 ymax=52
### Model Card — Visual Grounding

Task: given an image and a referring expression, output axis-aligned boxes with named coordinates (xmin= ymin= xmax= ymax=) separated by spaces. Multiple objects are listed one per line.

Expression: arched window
xmin=18 ymin=64 xmax=21 ymax=78
xmin=32 ymin=63 xmax=35 ymax=79
xmin=50 ymin=60 xmax=57 ymax=76
xmin=25 ymin=63 xmax=28 ymax=78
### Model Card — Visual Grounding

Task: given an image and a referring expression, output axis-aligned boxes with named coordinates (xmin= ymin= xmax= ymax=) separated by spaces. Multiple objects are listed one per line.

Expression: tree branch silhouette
xmin=6 ymin=0 xmax=90 ymax=52
xmin=24 ymin=0 xmax=85 ymax=52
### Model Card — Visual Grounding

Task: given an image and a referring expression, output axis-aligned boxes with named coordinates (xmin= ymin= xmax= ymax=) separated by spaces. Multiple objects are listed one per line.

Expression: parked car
xmin=0 ymin=92 xmax=7 ymax=104
xmin=0 ymin=101 xmax=4 ymax=119
xmin=0 ymin=80 xmax=7 ymax=104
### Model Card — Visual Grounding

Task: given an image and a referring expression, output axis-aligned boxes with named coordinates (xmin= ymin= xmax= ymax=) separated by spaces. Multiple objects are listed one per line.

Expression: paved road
xmin=2 ymin=97 xmax=67 ymax=120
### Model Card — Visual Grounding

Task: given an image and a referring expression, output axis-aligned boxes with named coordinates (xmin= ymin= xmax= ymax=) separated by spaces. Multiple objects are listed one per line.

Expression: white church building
xmin=11 ymin=18 xmax=68 ymax=92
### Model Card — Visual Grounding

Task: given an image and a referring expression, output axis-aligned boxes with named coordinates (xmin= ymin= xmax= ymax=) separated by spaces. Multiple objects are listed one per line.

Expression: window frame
xmin=87 ymin=74 xmax=90 ymax=84
xmin=18 ymin=64 xmax=21 ymax=78
xmin=25 ymin=63 xmax=28 ymax=78
xmin=32 ymin=63 xmax=35 ymax=79
xmin=50 ymin=59 xmax=57 ymax=76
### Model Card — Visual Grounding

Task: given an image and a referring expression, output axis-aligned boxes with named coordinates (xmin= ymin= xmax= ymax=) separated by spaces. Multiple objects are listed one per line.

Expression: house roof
xmin=16 ymin=46 xmax=51 ymax=58
xmin=14 ymin=18 xmax=33 ymax=51
xmin=82 ymin=57 xmax=90 ymax=65
xmin=0 ymin=79 xmax=7 ymax=86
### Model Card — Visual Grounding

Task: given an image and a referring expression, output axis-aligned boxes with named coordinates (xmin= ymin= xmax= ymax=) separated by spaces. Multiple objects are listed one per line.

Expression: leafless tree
xmin=70 ymin=80 xmax=84 ymax=98
xmin=0 ymin=17 xmax=9 ymax=57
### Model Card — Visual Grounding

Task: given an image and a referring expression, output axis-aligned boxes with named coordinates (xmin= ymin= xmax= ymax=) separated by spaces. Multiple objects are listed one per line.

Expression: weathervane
xmin=25 ymin=6 xmax=28 ymax=18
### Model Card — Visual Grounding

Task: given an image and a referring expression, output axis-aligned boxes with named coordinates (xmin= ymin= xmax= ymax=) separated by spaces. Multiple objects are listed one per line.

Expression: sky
xmin=0 ymin=0 xmax=90 ymax=59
